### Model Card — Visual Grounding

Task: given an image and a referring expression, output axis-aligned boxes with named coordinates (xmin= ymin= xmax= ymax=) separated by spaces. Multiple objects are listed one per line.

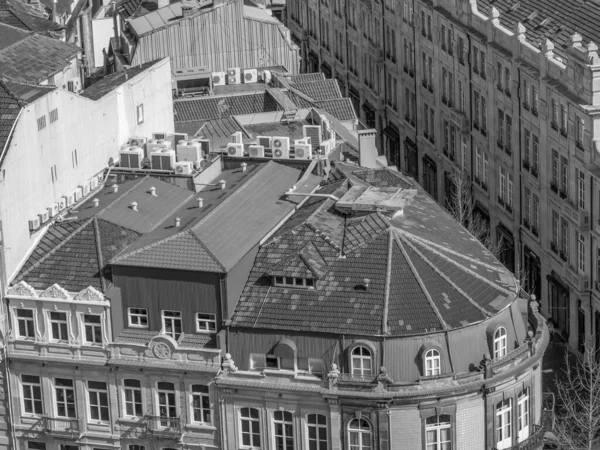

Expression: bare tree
xmin=554 ymin=339 xmax=600 ymax=450
xmin=446 ymin=170 xmax=502 ymax=258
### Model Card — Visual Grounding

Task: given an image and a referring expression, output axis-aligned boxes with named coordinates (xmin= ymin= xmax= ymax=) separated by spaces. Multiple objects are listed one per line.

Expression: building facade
xmin=286 ymin=0 xmax=600 ymax=353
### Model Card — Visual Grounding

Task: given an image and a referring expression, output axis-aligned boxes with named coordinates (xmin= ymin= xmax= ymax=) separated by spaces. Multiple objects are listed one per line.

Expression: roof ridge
xmin=304 ymin=222 xmax=341 ymax=253
xmin=402 ymin=232 xmax=515 ymax=296
xmin=397 ymin=231 xmax=495 ymax=318
xmin=15 ymin=218 xmax=94 ymax=283
xmin=0 ymin=78 xmax=26 ymax=107
xmin=297 ymin=241 xmax=327 ymax=279
xmin=393 ymin=232 xmax=449 ymax=331
xmin=111 ymin=228 xmax=191 ymax=263
xmin=381 ymin=230 xmax=393 ymax=335
xmin=187 ymin=229 xmax=226 ymax=272
xmin=92 ymin=216 xmax=107 ymax=292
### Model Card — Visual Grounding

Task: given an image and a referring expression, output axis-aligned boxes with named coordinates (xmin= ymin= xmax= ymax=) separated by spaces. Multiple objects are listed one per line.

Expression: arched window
xmin=351 ymin=346 xmax=373 ymax=375
xmin=494 ymin=327 xmax=507 ymax=359
xmin=425 ymin=414 xmax=451 ymax=450
xmin=424 ymin=349 xmax=441 ymax=376
xmin=348 ymin=418 xmax=372 ymax=450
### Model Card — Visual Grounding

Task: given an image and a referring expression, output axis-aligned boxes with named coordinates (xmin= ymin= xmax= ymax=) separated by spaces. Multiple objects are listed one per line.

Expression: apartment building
xmin=286 ymin=0 xmax=600 ymax=353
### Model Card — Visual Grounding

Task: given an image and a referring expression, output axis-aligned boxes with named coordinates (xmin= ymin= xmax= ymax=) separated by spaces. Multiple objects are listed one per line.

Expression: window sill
xmin=185 ymin=423 xmax=217 ymax=431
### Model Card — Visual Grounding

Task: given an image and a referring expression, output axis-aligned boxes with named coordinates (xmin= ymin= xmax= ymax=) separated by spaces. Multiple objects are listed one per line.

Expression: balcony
xmin=43 ymin=417 xmax=80 ymax=439
xmin=491 ymin=424 xmax=545 ymax=450
xmin=144 ymin=416 xmax=182 ymax=438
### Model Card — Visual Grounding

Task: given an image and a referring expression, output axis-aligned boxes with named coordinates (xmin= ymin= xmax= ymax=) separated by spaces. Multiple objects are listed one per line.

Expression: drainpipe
xmin=4 ymin=299 xmax=17 ymax=450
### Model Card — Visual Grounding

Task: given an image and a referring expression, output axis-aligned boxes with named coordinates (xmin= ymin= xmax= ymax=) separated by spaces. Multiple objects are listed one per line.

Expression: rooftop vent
xmin=510 ymin=2 xmax=520 ymax=11
xmin=175 ymin=217 xmax=181 ymax=227
xmin=130 ymin=201 xmax=138 ymax=211
xmin=219 ymin=180 xmax=226 ymax=190
xmin=198 ymin=198 xmax=203 ymax=208
xmin=93 ymin=198 xmax=100 ymax=207
xmin=112 ymin=185 xmax=118 ymax=193
xmin=363 ymin=278 xmax=370 ymax=290
xmin=524 ymin=11 xmax=538 ymax=22
xmin=241 ymin=162 xmax=247 ymax=172
xmin=149 ymin=186 xmax=157 ymax=196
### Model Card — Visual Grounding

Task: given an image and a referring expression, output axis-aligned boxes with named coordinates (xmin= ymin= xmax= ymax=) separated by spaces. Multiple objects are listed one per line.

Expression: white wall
xmin=0 ymin=58 xmax=175 ymax=281
xmin=92 ymin=16 xmax=114 ymax=68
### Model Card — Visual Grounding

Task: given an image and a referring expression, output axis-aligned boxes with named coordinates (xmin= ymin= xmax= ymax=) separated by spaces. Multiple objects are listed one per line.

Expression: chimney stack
xmin=358 ymin=129 xmax=379 ymax=169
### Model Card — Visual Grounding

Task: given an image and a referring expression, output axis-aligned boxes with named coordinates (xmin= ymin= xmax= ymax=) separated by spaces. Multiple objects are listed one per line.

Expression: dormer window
xmin=351 ymin=346 xmax=373 ymax=375
xmin=424 ymin=349 xmax=440 ymax=376
xmin=273 ymin=276 xmax=315 ymax=289
xmin=494 ymin=327 xmax=507 ymax=359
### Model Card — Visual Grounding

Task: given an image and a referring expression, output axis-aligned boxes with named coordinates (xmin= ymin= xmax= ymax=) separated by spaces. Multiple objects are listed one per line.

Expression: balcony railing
xmin=337 ymin=373 xmax=378 ymax=383
xmin=43 ymin=417 xmax=80 ymax=438
xmin=144 ymin=415 xmax=182 ymax=437
xmin=491 ymin=424 xmax=545 ymax=450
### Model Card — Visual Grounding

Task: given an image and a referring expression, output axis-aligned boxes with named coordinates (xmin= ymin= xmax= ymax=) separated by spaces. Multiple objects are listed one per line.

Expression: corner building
xmin=217 ymin=164 xmax=549 ymax=450
xmin=286 ymin=0 xmax=600 ymax=354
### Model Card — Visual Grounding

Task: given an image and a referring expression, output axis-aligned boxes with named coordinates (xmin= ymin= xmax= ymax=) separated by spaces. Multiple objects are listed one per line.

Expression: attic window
xmin=273 ymin=276 xmax=315 ymax=288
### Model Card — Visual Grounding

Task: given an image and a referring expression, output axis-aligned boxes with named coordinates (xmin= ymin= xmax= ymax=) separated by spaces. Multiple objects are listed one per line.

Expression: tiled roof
xmin=115 ymin=0 xmax=144 ymax=19
xmin=288 ymin=79 xmax=342 ymax=101
xmin=14 ymin=218 xmax=141 ymax=292
xmin=174 ymin=92 xmax=283 ymax=122
xmin=179 ymin=333 xmax=216 ymax=348
xmin=111 ymin=230 xmax=224 ymax=272
xmin=115 ymin=328 xmax=158 ymax=344
xmin=191 ymin=117 xmax=249 ymax=150
xmin=230 ymin=165 xmax=517 ymax=336
xmin=0 ymin=80 xmax=22 ymax=163
xmin=80 ymin=60 xmax=161 ymax=100
xmin=0 ymin=0 xmax=60 ymax=32
xmin=314 ymin=98 xmax=357 ymax=121
xmin=0 ymin=20 xmax=28 ymax=48
xmin=287 ymin=73 xmax=325 ymax=84
xmin=476 ymin=0 xmax=600 ymax=51
xmin=2 ymin=79 xmax=54 ymax=102
xmin=0 ymin=25 xmax=80 ymax=83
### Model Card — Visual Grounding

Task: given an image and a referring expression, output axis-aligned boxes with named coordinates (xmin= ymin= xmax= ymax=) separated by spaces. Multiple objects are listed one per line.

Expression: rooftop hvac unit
xmin=120 ymin=146 xmax=145 ymax=169
xmin=320 ymin=140 xmax=333 ymax=155
xmin=226 ymin=143 xmax=244 ymax=157
xmin=176 ymin=141 xmax=203 ymax=163
xmin=174 ymin=132 xmax=188 ymax=143
xmin=212 ymin=71 xmax=226 ymax=86
xmin=174 ymin=161 xmax=194 ymax=175
xmin=294 ymin=144 xmax=312 ymax=160
xmin=303 ymin=125 xmax=322 ymax=151
xmin=156 ymin=139 xmax=172 ymax=149
xmin=262 ymin=69 xmax=272 ymax=85
xmin=243 ymin=68 xmax=258 ymax=83
xmin=271 ymin=136 xmax=290 ymax=153
xmin=29 ymin=217 xmax=40 ymax=231
xmin=196 ymin=139 xmax=210 ymax=155
xmin=231 ymin=131 xmax=243 ymax=144
xmin=227 ymin=67 xmax=241 ymax=85
xmin=128 ymin=136 xmax=147 ymax=147
xmin=295 ymin=137 xmax=311 ymax=146
xmin=152 ymin=132 xmax=168 ymax=140
xmin=151 ymin=150 xmax=176 ymax=170
xmin=79 ymin=182 xmax=90 ymax=197
xmin=63 ymin=194 xmax=74 ymax=207
xmin=38 ymin=210 xmax=50 ymax=224
xmin=57 ymin=198 xmax=67 ymax=211
xmin=89 ymin=177 xmax=99 ymax=191
xmin=146 ymin=139 xmax=168 ymax=154
xmin=73 ymin=187 xmax=84 ymax=202
xmin=258 ymin=136 xmax=271 ymax=148
xmin=248 ymin=145 xmax=265 ymax=158
xmin=47 ymin=203 xmax=59 ymax=218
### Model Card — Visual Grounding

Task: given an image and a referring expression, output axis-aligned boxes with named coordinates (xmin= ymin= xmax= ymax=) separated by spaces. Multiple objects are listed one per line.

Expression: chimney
xmin=93 ymin=198 xmax=100 ymax=207
xmin=112 ymin=185 xmax=119 ymax=193
xmin=219 ymin=180 xmax=226 ymax=190
xmin=197 ymin=198 xmax=203 ymax=208
xmin=52 ymin=0 xmax=59 ymax=24
xmin=240 ymin=162 xmax=247 ymax=172
xmin=130 ymin=201 xmax=138 ymax=211
xmin=358 ymin=129 xmax=379 ymax=169
xmin=175 ymin=217 xmax=181 ymax=227
xmin=149 ymin=186 xmax=157 ymax=196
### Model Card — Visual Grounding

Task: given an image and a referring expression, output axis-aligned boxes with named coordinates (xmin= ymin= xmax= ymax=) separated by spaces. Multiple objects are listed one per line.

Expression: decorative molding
xmin=40 ymin=284 xmax=70 ymax=300
xmin=75 ymin=286 xmax=104 ymax=302
xmin=152 ymin=342 xmax=172 ymax=360
xmin=7 ymin=281 xmax=37 ymax=298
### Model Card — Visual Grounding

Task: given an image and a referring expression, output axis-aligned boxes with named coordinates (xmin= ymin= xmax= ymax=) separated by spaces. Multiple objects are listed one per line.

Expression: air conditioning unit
xmin=196 ymin=139 xmax=210 ymax=155
xmin=29 ymin=217 xmax=41 ymax=231
xmin=156 ymin=139 xmax=172 ymax=149
xmin=79 ymin=182 xmax=90 ymax=197
xmin=89 ymin=177 xmax=99 ymax=191
xmin=231 ymin=131 xmax=243 ymax=144
xmin=63 ymin=194 xmax=74 ymax=207
xmin=73 ymin=187 xmax=83 ymax=202
xmin=258 ymin=136 xmax=271 ymax=148
xmin=151 ymin=150 xmax=176 ymax=170
xmin=303 ymin=125 xmax=322 ymax=151
xmin=226 ymin=143 xmax=244 ymax=157
xmin=248 ymin=145 xmax=265 ymax=158
xmin=146 ymin=139 xmax=168 ymax=154
xmin=212 ymin=71 xmax=226 ymax=86
xmin=227 ymin=67 xmax=241 ymax=84
xmin=243 ymin=68 xmax=258 ymax=83
xmin=271 ymin=136 xmax=290 ymax=154
xmin=120 ymin=146 xmax=145 ymax=169
xmin=152 ymin=132 xmax=168 ymax=140
xmin=176 ymin=141 xmax=203 ymax=163
xmin=294 ymin=144 xmax=312 ymax=160
xmin=57 ymin=198 xmax=67 ymax=211
xmin=174 ymin=161 xmax=194 ymax=175
xmin=320 ymin=140 xmax=333 ymax=155
xmin=128 ymin=137 xmax=147 ymax=147
xmin=38 ymin=210 xmax=50 ymax=224
xmin=262 ymin=69 xmax=272 ymax=84
xmin=174 ymin=133 xmax=188 ymax=143
xmin=47 ymin=203 xmax=59 ymax=218
xmin=295 ymin=137 xmax=311 ymax=146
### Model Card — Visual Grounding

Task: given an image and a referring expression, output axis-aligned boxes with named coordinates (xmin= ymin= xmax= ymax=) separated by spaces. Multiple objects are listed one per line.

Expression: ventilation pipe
xmin=197 ymin=198 xmax=203 ymax=208
xmin=93 ymin=198 xmax=100 ymax=207
xmin=149 ymin=186 xmax=157 ymax=196
xmin=130 ymin=201 xmax=138 ymax=211
xmin=112 ymin=185 xmax=118 ymax=193
xmin=175 ymin=217 xmax=181 ymax=227
xmin=241 ymin=162 xmax=247 ymax=172
xmin=219 ymin=180 xmax=226 ymax=190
